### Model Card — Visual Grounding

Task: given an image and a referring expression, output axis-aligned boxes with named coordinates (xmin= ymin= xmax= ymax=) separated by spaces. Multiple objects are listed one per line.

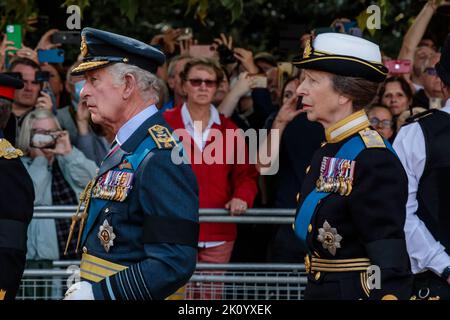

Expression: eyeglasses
xmin=369 ymin=117 xmax=393 ymax=129
xmin=424 ymin=67 xmax=437 ymax=76
xmin=187 ymin=78 xmax=218 ymax=88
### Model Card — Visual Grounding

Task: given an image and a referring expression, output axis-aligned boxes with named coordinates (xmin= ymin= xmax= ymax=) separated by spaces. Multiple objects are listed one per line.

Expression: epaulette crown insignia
xmin=148 ymin=124 xmax=177 ymax=149
xmin=358 ymin=128 xmax=386 ymax=149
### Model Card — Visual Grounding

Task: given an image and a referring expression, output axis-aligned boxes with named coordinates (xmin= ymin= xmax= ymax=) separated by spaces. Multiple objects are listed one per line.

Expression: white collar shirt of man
xmin=114 ymin=104 xmax=159 ymax=146
xmin=180 ymin=102 xmax=221 ymax=151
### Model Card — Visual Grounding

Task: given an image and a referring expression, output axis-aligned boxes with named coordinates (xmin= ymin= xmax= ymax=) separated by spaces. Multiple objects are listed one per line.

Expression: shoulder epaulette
xmin=358 ymin=128 xmax=386 ymax=149
xmin=403 ymin=109 xmax=436 ymax=126
xmin=148 ymin=124 xmax=177 ymax=149
xmin=0 ymin=138 xmax=23 ymax=159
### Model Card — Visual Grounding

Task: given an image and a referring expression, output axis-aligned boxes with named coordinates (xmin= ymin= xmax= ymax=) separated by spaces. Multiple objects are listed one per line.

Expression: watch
xmin=441 ymin=266 xmax=450 ymax=280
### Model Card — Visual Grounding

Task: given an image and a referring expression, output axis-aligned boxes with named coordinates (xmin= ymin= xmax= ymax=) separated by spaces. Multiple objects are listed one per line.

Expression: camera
xmin=35 ymin=71 xmax=50 ymax=83
xmin=217 ymin=44 xmax=236 ymax=65
xmin=30 ymin=131 xmax=58 ymax=149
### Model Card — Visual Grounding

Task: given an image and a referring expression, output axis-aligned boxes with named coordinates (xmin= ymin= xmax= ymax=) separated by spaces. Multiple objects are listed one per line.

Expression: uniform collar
xmin=116 ymin=104 xmax=158 ymax=145
xmin=325 ymin=109 xmax=370 ymax=143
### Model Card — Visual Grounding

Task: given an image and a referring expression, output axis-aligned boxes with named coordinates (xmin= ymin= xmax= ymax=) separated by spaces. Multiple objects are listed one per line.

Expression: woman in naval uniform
xmin=293 ymin=33 xmax=412 ymax=300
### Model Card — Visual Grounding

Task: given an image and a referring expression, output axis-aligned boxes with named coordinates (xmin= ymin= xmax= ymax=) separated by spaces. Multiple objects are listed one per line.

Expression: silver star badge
xmin=317 ymin=220 xmax=343 ymax=256
xmin=98 ymin=219 xmax=116 ymax=252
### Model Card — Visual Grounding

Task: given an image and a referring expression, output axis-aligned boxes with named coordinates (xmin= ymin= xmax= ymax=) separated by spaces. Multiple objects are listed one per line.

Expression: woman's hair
xmin=366 ymin=103 xmax=393 ymax=116
xmin=180 ymin=58 xmax=224 ymax=85
xmin=17 ymin=109 xmax=62 ymax=154
xmin=378 ymin=76 xmax=414 ymax=102
xmin=331 ymin=75 xmax=381 ymax=111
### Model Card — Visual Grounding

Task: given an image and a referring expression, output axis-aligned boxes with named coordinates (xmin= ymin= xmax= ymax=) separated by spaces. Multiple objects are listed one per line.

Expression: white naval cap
xmin=293 ymin=33 xmax=388 ymax=82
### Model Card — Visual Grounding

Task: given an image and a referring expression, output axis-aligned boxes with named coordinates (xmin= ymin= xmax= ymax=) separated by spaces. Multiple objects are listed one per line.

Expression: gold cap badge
xmin=80 ymin=35 xmax=88 ymax=57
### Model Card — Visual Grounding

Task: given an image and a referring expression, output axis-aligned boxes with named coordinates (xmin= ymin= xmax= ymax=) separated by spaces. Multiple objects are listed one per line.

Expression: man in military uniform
xmin=0 ymin=73 xmax=35 ymax=300
xmin=293 ymin=33 xmax=412 ymax=299
xmin=394 ymin=36 xmax=450 ymax=300
xmin=63 ymin=28 xmax=199 ymax=300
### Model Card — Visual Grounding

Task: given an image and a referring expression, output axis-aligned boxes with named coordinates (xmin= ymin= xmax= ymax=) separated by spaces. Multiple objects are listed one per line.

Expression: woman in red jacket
xmin=164 ymin=58 xmax=259 ymax=299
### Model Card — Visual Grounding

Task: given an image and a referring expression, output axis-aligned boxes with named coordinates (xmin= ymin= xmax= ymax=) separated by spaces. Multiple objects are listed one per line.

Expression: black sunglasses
xmin=187 ymin=78 xmax=218 ymax=88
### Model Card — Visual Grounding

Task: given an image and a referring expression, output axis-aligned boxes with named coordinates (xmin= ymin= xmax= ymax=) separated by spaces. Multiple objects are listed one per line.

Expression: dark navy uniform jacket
xmin=0 ymin=130 xmax=34 ymax=300
xmin=294 ymin=110 xmax=413 ymax=300
xmin=77 ymin=111 xmax=199 ymax=300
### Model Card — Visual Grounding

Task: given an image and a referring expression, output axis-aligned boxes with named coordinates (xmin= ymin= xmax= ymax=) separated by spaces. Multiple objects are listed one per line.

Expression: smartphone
xmin=189 ymin=45 xmax=218 ymax=60
xmin=37 ymin=49 xmax=65 ymax=64
xmin=51 ymin=31 xmax=81 ymax=45
xmin=35 ymin=71 xmax=50 ymax=82
xmin=250 ymin=75 xmax=268 ymax=89
xmin=5 ymin=24 xmax=22 ymax=68
xmin=177 ymin=28 xmax=193 ymax=41
xmin=6 ymin=24 xmax=22 ymax=53
xmin=384 ymin=59 xmax=412 ymax=74
xmin=30 ymin=131 xmax=57 ymax=149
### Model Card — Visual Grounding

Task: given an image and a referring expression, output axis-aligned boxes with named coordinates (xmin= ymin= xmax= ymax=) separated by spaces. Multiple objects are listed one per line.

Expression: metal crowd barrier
xmin=32 ymin=206 xmax=297 ymax=224
xmin=19 ymin=206 xmax=305 ymax=300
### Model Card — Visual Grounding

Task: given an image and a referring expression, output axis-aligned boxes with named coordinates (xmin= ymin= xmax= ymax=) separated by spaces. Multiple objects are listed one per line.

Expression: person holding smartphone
xmin=16 ymin=109 xmax=97 ymax=263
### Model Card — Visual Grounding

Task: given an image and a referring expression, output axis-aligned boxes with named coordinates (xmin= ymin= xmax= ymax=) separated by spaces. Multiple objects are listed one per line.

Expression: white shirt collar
xmin=181 ymin=103 xmax=221 ymax=130
xmin=116 ymin=104 xmax=158 ymax=145
xmin=443 ymin=98 xmax=450 ymax=114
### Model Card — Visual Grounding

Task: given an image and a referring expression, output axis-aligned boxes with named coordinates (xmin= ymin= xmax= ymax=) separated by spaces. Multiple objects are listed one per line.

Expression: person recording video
xmin=16 ymin=108 xmax=97 ymax=261
xmin=3 ymin=57 xmax=55 ymax=145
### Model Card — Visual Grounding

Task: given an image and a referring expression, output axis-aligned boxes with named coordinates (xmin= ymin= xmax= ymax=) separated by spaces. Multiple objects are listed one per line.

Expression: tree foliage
xmin=1 ymin=0 xmax=448 ymax=60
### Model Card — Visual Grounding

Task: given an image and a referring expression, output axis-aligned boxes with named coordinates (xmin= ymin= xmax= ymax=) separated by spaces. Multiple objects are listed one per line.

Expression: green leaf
xmin=230 ymin=0 xmax=243 ymax=23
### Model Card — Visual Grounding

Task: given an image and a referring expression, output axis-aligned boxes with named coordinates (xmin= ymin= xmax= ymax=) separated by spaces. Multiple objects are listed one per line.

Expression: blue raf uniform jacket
xmin=75 ymin=111 xmax=199 ymax=300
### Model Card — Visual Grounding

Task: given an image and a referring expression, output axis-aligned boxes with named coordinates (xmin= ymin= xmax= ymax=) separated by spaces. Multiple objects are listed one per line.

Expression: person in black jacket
xmin=293 ymin=33 xmax=412 ymax=300
xmin=0 ymin=73 xmax=35 ymax=300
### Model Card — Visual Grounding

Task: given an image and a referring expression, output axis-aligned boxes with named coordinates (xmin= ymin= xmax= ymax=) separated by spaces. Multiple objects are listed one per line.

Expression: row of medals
xmin=316 ymin=176 xmax=353 ymax=196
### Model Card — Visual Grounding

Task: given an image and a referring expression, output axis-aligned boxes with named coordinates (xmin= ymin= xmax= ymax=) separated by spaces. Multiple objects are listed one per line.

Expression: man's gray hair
xmin=107 ymin=63 xmax=160 ymax=104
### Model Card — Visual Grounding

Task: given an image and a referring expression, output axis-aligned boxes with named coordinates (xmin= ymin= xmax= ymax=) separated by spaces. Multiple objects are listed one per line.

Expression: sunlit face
xmin=80 ymin=67 xmax=124 ymax=127
xmin=381 ymin=81 xmax=411 ymax=116
xmin=368 ymin=106 xmax=394 ymax=140
xmin=182 ymin=66 xmax=218 ymax=107
xmin=12 ymin=64 xmax=41 ymax=108
xmin=282 ymin=79 xmax=300 ymax=105
xmin=296 ymin=69 xmax=341 ymax=125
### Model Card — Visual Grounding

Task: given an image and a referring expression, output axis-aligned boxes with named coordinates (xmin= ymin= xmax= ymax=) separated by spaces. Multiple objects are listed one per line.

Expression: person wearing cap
xmin=394 ymin=36 xmax=450 ymax=300
xmin=0 ymin=73 xmax=35 ymax=300
xmin=292 ymin=33 xmax=413 ymax=300
xmin=63 ymin=27 xmax=199 ymax=300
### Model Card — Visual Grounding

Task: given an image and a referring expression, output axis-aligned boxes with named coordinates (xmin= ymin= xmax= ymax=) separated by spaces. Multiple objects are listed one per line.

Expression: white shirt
xmin=181 ymin=103 xmax=221 ymax=151
xmin=115 ymin=105 xmax=159 ymax=145
xmin=181 ymin=103 xmax=224 ymax=249
xmin=393 ymin=98 xmax=450 ymax=276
